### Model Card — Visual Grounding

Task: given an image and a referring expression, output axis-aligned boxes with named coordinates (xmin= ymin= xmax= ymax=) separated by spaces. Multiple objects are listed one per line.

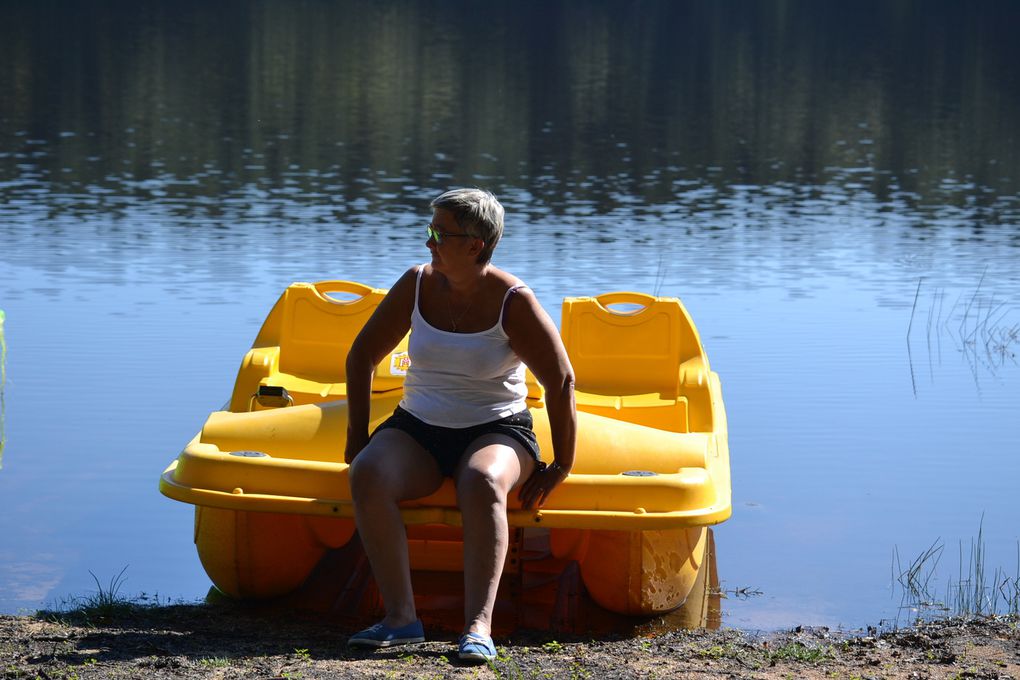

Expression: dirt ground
xmin=2 ymin=604 xmax=1017 ymax=680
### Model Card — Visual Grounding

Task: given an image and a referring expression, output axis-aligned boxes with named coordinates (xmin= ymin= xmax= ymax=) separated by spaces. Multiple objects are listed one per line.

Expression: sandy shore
xmin=2 ymin=604 xmax=1017 ymax=679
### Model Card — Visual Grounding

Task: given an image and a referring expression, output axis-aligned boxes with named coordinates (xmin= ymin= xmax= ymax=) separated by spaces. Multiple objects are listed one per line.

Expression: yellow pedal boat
xmin=159 ymin=281 xmax=731 ymax=617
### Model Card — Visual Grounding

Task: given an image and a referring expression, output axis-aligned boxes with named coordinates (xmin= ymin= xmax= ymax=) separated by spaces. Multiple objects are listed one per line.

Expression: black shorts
xmin=372 ymin=406 xmax=542 ymax=477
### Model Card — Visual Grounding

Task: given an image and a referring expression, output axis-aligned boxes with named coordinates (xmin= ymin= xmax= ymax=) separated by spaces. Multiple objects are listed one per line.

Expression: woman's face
xmin=426 ymin=207 xmax=478 ymax=270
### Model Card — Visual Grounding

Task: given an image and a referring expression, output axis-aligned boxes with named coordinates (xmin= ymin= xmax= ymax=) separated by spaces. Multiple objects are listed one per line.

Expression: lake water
xmin=1 ymin=0 xmax=1018 ymax=631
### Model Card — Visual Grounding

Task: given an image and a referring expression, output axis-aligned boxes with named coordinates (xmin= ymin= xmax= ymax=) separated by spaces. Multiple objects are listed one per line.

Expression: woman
xmin=344 ymin=188 xmax=576 ymax=662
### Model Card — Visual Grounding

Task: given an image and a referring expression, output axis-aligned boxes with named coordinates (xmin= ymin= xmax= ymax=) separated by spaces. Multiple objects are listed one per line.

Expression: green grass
xmin=766 ymin=642 xmax=833 ymax=663
xmin=694 ymin=640 xmax=832 ymax=668
xmin=696 ymin=643 xmax=738 ymax=660
xmin=37 ymin=566 xmax=155 ymax=624
xmin=487 ymin=649 xmax=526 ymax=680
xmin=199 ymin=657 xmax=231 ymax=668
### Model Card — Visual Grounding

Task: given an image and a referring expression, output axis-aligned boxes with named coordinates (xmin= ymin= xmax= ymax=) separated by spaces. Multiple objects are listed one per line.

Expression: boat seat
xmin=229 ymin=281 xmax=409 ymax=410
xmin=561 ymin=292 xmax=708 ymax=433
xmin=230 ymin=280 xmax=545 ymax=411
xmin=249 ymin=362 xmax=544 ymax=409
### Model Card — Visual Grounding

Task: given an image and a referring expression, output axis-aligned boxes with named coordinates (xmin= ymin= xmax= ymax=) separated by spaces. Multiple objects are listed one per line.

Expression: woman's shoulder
xmin=380 ymin=267 xmax=424 ymax=310
xmin=486 ymin=266 xmax=527 ymax=291
xmin=390 ymin=265 xmax=424 ymax=290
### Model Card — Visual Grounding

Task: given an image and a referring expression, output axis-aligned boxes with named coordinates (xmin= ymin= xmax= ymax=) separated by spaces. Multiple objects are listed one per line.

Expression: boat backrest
xmin=560 ymin=292 xmax=705 ymax=397
xmin=276 ymin=281 xmax=406 ymax=390
xmin=269 ymin=279 xmax=544 ymax=402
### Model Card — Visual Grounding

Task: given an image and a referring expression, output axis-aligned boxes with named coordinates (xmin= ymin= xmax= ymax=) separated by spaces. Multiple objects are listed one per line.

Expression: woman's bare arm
xmin=504 ymin=288 xmax=576 ymax=509
xmin=344 ymin=267 xmax=417 ymax=463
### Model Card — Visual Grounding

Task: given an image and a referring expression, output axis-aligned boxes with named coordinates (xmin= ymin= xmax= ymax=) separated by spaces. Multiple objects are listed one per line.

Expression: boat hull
xmin=162 ymin=399 xmax=728 ymax=614
xmin=158 ymin=281 xmax=732 ymax=618
xmin=192 ymin=507 xmax=708 ymax=615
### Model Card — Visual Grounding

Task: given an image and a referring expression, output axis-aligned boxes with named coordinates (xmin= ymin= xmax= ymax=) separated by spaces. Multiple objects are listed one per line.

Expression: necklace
xmin=445 ymin=280 xmax=477 ymax=332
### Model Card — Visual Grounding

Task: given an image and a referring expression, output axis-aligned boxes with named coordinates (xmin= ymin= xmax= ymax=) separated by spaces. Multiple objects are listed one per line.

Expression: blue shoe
xmin=347 ymin=619 xmax=425 ymax=648
xmin=458 ymin=632 xmax=497 ymax=662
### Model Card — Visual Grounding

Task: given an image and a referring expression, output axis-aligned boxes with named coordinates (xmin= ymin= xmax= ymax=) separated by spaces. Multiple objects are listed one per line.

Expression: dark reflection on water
xmin=1 ymin=1 xmax=1019 ymax=629
xmin=2 ymin=1 xmax=1019 ymax=304
xmin=2 ymin=1 xmax=1019 ymax=216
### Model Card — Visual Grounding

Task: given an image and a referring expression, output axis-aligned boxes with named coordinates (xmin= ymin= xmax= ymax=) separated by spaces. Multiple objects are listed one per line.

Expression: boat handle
xmin=593 ymin=291 xmax=657 ymax=315
xmin=314 ymin=280 xmax=379 ymax=303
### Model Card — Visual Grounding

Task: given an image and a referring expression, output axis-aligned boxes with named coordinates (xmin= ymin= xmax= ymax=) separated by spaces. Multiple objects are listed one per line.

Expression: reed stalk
xmin=908 ymin=274 xmax=1020 ymax=388
xmin=943 ymin=517 xmax=1020 ymax=618
xmin=894 ymin=518 xmax=1020 ymax=624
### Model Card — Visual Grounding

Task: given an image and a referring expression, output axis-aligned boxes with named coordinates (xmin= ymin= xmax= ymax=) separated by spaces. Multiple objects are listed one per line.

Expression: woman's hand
xmin=518 ymin=461 xmax=570 ymax=510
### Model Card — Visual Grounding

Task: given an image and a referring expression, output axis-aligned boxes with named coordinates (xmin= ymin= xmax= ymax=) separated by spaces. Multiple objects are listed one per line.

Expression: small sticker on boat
xmin=390 ymin=352 xmax=411 ymax=376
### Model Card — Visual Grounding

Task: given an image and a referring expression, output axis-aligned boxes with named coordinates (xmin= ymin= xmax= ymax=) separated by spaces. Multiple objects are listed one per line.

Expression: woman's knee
xmin=349 ymin=447 xmax=394 ymax=500
xmin=456 ymin=464 xmax=510 ymax=508
xmin=349 ymin=432 xmax=443 ymax=503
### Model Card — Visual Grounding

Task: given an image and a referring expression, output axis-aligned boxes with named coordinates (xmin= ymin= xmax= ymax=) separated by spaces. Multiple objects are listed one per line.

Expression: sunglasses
xmin=426 ymin=223 xmax=474 ymax=245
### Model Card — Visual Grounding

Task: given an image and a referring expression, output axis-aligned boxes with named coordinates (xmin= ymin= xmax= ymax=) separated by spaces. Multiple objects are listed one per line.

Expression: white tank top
xmin=400 ymin=266 xmax=529 ymax=427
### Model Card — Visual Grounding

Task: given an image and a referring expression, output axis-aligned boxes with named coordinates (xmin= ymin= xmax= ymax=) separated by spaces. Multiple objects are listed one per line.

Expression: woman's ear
xmin=468 ymin=237 xmax=485 ymax=257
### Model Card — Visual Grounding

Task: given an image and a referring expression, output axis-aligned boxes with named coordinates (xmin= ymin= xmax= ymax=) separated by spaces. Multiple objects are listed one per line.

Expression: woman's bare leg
xmin=349 ymin=428 xmax=444 ymax=628
xmin=455 ymin=434 xmax=536 ymax=637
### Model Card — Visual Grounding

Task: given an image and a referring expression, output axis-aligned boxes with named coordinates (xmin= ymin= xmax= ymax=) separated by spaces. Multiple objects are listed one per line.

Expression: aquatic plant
xmin=906 ymin=273 xmax=1020 ymax=393
xmin=947 ymin=520 xmax=1020 ymax=617
xmin=893 ymin=538 xmax=945 ymax=612
xmin=893 ymin=518 xmax=1020 ymax=624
